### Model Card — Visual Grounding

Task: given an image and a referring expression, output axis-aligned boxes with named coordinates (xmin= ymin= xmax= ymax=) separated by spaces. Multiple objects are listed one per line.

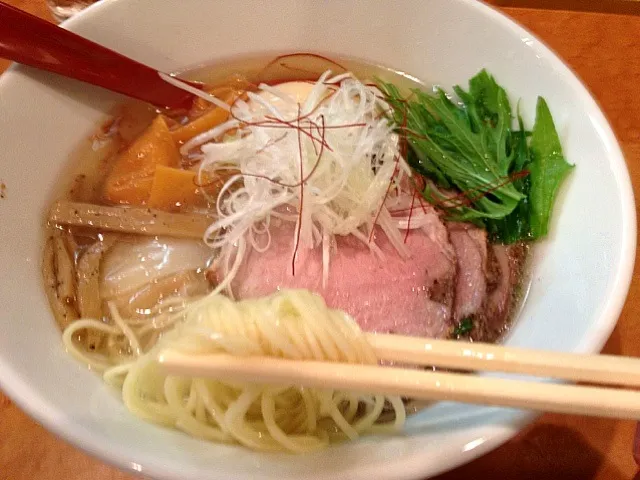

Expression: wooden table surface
xmin=1 ymin=1 xmax=639 ymax=479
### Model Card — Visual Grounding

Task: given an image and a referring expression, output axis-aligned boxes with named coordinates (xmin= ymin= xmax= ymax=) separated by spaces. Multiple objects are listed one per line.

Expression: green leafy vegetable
xmin=378 ymin=72 xmax=525 ymax=224
xmin=377 ymin=71 xmax=573 ymax=243
xmin=452 ymin=317 xmax=473 ymax=336
xmin=485 ymin=112 xmax=532 ymax=243
xmin=528 ymin=97 xmax=575 ymax=238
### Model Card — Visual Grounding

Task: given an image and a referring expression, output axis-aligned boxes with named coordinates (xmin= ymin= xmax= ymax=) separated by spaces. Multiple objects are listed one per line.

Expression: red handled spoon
xmin=0 ymin=1 xmax=199 ymax=109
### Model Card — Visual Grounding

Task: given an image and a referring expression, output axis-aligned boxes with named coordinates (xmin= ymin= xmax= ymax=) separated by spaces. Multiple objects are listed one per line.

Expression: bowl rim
xmin=0 ymin=0 xmax=635 ymax=479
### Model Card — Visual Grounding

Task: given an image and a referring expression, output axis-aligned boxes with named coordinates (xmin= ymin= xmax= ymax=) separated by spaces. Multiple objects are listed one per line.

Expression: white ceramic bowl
xmin=0 ymin=0 xmax=635 ymax=478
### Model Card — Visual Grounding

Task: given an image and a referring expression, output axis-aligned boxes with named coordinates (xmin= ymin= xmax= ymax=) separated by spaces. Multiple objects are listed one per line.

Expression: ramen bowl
xmin=0 ymin=0 xmax=635 ymax=478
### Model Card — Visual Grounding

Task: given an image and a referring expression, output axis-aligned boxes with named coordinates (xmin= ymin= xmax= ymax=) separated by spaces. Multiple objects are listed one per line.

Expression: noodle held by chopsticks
xmin=62 ymin=289 xmax=405 ymax=453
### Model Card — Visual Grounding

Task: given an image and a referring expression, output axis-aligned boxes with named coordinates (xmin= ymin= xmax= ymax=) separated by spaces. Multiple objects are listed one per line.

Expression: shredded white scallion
xmin=158 ymin=72 xmax=231 ymax=111
xmin=178 ymin=70 xmax=414 ymax=293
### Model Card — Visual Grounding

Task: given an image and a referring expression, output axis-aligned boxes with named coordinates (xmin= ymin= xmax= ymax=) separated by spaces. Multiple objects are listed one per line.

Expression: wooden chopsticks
xmin=158 ymin=333 xmax=640 ymax=420
xmin=365 ymin=333 xmax=640 ymax=386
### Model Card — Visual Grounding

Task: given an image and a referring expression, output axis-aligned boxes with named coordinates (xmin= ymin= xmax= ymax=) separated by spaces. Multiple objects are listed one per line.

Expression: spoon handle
xmin=0 ymin=1 xmax=196 ymax=109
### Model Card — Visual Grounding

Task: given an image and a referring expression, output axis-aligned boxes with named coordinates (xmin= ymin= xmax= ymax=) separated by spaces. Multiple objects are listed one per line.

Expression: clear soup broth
xmin=42 ymin=53 xmax=531 ymax=451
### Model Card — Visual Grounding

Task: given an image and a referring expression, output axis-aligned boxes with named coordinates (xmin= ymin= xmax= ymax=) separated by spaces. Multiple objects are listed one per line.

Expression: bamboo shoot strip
xmin=49 ymin=201 xmax=212 ymax=239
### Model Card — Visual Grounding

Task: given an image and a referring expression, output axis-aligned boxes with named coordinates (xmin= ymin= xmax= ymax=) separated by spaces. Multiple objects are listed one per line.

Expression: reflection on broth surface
xmin=42 ymin=53 xmax=570 ymax=453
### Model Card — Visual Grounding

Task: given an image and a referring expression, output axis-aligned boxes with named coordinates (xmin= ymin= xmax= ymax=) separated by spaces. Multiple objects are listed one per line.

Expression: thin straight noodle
xmin=345 ymin=394 xmax=361 ymax=422
xmin=330 ymin=311 xmax=377 ymax=364
xmin=212 ymin=382 xmax=241 ymax=408
xmin=261 ymin=392 xmax=326 ymax=453
xmin=300 ymin=321 xmax=326 ymax=361
xmin=353 ymin=395 xmax=385 ymax=433
xmin=224 ymin=388 xmax=280 ymax=451
xmin=122 ymin=364 xmax=175 ymax=425
xmin=253 ymin=307 xmax=300 ymax=359
xmin=103 ymin=362 xmax=134 ymax=387
xmin=108 ymin=302 xmax=142 ymax=356
xmin=299 ymin=389 xmax=318 ymax=434
xmin=164 ymin=376 xmax=190 ymax=417
xmin=194 ymin=380 xmax=229 ymax=432
xmin=62 ymin=319 xmax=122 ymax=371
xmin=177 ymin=415 xmax=229 ymax=442
xmin=319 ymin=392 xmax=359 ymax=440
xmin=195 ymin=392 xmax=207 ymax=423
xmin=65 ymin=289 xmax=405 ymax=453
xmin=370 ymin=396 xmax=406 ymax=434
xmin=333 ymin=392 xmax=358 ymax=423
xmin=185 ymin=382 xmax=198 ymax=413
xmin=320 ymin=311 xmax=362 ymax=364
xmin=298 ymin=308 xmax=342 ymax=361
xmin=266 ymin=307 xmax=311 ymax=359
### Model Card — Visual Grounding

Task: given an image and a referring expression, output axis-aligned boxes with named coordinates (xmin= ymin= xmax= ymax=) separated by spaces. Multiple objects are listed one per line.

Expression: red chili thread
xmin=411 ymin=176 xmax=429 ymax=214
xmin=388 ymin=205 xmax=423 ymax=216
xmin=404 ymin=189 xmax=417 ymax=243
xmin=198 ymin=115 xmax=328 ymax=191
xmin=291 ymin=103 xmax=304 ymax=276
xmin=262 ymin=115 xmax=332 ymax=151
xmin=222 ymin=78 xmax=364 ymax=154
xmin=418 ymin=197 xmax=429 ymax=214
xmin=255 ymin=132 xmax=288 ymax=155
xmin=309 ymin=115 xmax=320 ymax=156
xmin=261 ymin=52 xmax=347 ymax=76
xmin=290 ymin=87 xmax=339 ymax=122
xmin=430 ymin=170 xmax=530 ymax=211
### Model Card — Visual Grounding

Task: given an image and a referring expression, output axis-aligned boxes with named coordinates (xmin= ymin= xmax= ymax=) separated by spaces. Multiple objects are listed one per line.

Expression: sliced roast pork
xmin=448 ymin=223 xmax=488 ymax=321
xmin=474 ymin=243 xmax=528 ymax=341
xmin=446 ymin=220 xmax=529 ymax=342
xmin=231 ymin=220 xmax=457 ymax=338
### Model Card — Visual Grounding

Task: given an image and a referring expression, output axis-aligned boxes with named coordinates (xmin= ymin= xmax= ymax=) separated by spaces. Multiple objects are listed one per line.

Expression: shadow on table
xmin=434 ymin=422 xmax=626 ymax=480
xmin=433 ymin=324 xmax=636 ymax=479
xmin=434 ymin=326 xmax=635 ymax=479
